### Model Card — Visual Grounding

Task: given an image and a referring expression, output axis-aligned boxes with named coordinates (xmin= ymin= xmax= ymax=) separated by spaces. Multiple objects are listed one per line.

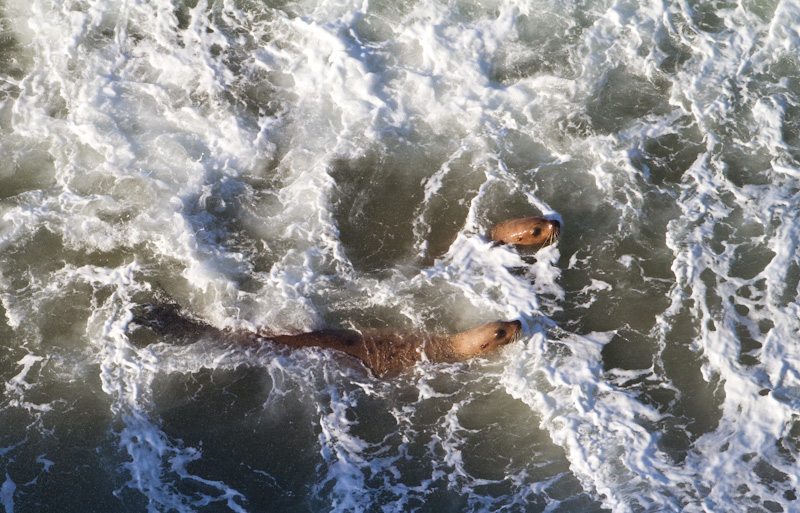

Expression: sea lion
xmin=491 ymin=217 xmax=560 ymax=247
xmin=266 ymin=320 xmax=522 ymax=376
xmin=131 ymin=298 xmax=522 ymax=377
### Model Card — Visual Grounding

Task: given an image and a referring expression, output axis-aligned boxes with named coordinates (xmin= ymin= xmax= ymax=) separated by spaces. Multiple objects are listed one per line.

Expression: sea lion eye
xmin=533 ymin=228 xmax=541 ymax=236
xmin=495 ymin=329 xmax=507 ymax=339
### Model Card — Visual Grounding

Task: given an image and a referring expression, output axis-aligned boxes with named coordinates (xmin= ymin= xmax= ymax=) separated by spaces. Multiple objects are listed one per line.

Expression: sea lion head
xmin=448 ymin=320 xmax=522 ymax=358
xmin=491 ymin=217 xmax=560 ymax=247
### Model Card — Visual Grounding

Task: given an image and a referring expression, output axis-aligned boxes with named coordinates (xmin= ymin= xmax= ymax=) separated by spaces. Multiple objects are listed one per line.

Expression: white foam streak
xmin=662 ymin=99 xmax=800 ymax=510
xmin=5 ymin=354 xmax=54 ymax=413
xmin=315 ymin=385 xmax=372 ymax=510
xmin=504 ymin=327 xmax=688 ymax=512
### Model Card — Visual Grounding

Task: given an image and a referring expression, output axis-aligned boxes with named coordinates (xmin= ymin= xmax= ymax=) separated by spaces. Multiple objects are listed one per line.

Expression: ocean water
xmin=1 ymin=0 xmax=800 ymax=511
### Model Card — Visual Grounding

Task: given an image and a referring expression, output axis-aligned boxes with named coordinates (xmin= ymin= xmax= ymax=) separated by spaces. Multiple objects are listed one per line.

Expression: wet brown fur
xmin=491 ymin=217 xmax=560 ymax=247
xmin=265 ymin=320 xmax=521 ymax=376
xmin=132 ymin=297 xmax=522 ymax=377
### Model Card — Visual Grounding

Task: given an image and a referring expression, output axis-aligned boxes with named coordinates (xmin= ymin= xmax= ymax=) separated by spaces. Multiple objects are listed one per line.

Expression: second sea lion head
xmin=490 ymin=217 xmax=561 ymax=247
xmin=447 ymin=320 xmax=522 ymax=358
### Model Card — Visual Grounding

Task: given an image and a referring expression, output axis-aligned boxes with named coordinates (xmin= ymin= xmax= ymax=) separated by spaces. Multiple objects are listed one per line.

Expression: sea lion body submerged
xmin=133 ymin=300 xmax=521 ymax=377
xmin=267 ymin=320 xmax=521 ymax=376
xmin=491 ymin=217 xmax=560 ymax=247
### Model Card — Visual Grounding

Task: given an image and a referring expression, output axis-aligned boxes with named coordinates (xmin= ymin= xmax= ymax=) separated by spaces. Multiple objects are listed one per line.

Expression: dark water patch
xmin=0 ymin=15 xmax=29 ymax=84
xmin=740 ymin=0 xmax=781 ymax=22
xmin=721 ymin=148 xmax=776 ymax=188
xmin=586 ymin=66 xmax=672 ymax=134
xmin=455 ymin=388 xmax=548 ymax=481
xmin=0 ymin=227 xmax=138 ymax=349
xmin=415 ymin=154 xmax=485 ymax=261
xmin=330 ymin=145 xmax=484 ymax=270
xmin=0 ymin=12 xmax=32 ymax=135
xmin=602 ymin=329 xmax=656 ymax=372
xmin=730 ymin=243 xmax=775 ymax=281
xmin=584 ymin=273 xmax=670 ymax=334
xmin=711 ymin=221 xmax=734 ymax=255
xmin=635 ymin=192 xmax=683 ymax=278
xmin=0 ymin=368 xmax=121 ymax=513
xmin=530 ymin=159 xmax=619 ymax=270
xmin=496 ymin=130 xmax=554 ymax=181
xmin=655 ymin=27 xmax=693 ymax=75
xmin=1 ymin=227 xmax=135 ymax=287
xmin=735 ymin=320 xmax=763 ymax=367
xmin=555 ymin=225 xmax=674 ymax=337
xmin=549 ymin=492 xmax=610 ymax=513
xmin=147 ymin=362 xmax=591 ymax=512
xmin=330 ymin=152 xmax=426 ymax=271
xmin=753 ymin=458 xmax=790 ymax=486
xmin=656 ymin=421 xmax=693 ymax=464
xmin=153 ymin=365 xmax=323 ymax=512
xmin=778 ymin=420 xmax=800 ymax=462
xmin=173 ymin=0 xmax=200 ymax=31
xmin=772 ymin=86 xmax=800 ymax=161
xmin=636 ymin=118 xmax=705 ymax=187
xmin=446 ymin=0 xmax=501 ymax=24
xmin=700 ymin=267 xmax=723 ymax=317
xmin=8 ymin=461 xmax=127 ymax=513
xmin=659 ymin=305 xmax=724 ymax=438
xmin=777 ymin=260 xmax=799 ymax=308
xmin=684 ymin=0 xmax=733 ymax=34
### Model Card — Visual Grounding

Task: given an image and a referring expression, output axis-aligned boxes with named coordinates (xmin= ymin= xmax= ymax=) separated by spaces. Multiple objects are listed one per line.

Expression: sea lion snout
xmin=491 ymin=320 xmax=522 ymax=345
xmin=498 ymin=320 xmax=522 ymax=345
xmin=491 ymin=217 xmax=561 ymax=247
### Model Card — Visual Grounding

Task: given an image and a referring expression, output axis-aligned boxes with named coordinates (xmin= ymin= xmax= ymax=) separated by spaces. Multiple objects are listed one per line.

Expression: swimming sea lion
xmin=131 ymin=298 xmax=522 ymax=377
xmin=265 ymin=320 xmax=522 ymax=376
xmin=491 ymin=217 xmax=560 ymax=247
